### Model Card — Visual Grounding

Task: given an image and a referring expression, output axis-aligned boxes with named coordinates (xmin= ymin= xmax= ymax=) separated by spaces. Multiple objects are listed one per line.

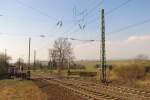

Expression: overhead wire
xmin=69 ymin=0 xmax=149 ymax=45
xmin=63 ymin=0 xmax=104 ymax=41
xmin=66 ymin=0 xmax=134 ymax=42
xmin=15 ymin=0 xmax=58 ymax=21
xmin=64 ymin=0 xmax=104 ymax=40
xmin=86 ymin=0 xmax=134 ymax=27
xmin=15 ymin=0 xmax=78 ymax=23
xmin=15 ymin=0 xmax=78 ymax=34
xmin=106 ymin=0 xmax=133 ymax=15
xmin=14 ymin=0 xmax=75 ymax=38
xmin=2 ymin=16 xmax=150 ymax=39
xmin=84 ymin=0 xmax=104 ymax=19
xmin=5 ymin=0 xmax=147 ymax=43
xmin=72 ymin=17 xmax=150 ymax=42
xmin=86 ymin=0 xmax=133 ymax=24
xmin=12 ymin=0 xmax=99 ymax=38
xmin=109 ymin=18 xmax=150 ymax=35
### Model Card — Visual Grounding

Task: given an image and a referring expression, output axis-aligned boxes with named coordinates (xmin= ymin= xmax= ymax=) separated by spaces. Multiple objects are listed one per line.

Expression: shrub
xmin=113 ymin=64 xmax=145 ymax=82
xmin=0 ymin=61 xmax=9 ymax=76
xmin=0 ymin=53 xmax=11 ymax=77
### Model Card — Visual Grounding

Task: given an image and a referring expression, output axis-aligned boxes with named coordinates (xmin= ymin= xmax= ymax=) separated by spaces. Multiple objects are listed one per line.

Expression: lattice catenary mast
xmin=100 ymin=9 xmax=107 ymax=83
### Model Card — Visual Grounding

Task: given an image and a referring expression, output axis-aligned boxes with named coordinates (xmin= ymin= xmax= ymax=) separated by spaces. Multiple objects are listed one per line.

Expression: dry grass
xmin=112 ymin=64 xmax=145 ymax=82
xmin=75 ymin=60 xmax=150 ymax=88
xmin=0 ymin=79 xmax=47 ymax=100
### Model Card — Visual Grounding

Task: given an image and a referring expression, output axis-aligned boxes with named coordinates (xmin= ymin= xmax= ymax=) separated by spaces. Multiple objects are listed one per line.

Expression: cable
xmin=15 ymin=0 xmax=77 ymax=23
xmin=73 ymin=0 xmax=103 ymax=18
xmin=2 ymin=15 xmax=150 ymax=39
xmin=2 ymin=18 xmax=150 ymax=41
xmin=84 ymin=0 xmax=104 ymax=18
xmin=15 ymin=0 xmax=58 ymax=21
xmin=106 ymin=0 xmax=133 ymax=15
xmin=69 ymin=17 xmax=150 ymax=41
xmin=109 ymin=18 xmax=150 ymax=34
xmin=70 ymin=17 xmax=150 ymax=41
xmin=5 ymin=0 xmax=144 ymax=42
xmin=64 ymin=0 xmax=104 ymax=37
xmin=15 ymin=0 xmax=95 ymax=37
xmin=86 ymin=0 xmax=133 ymax=27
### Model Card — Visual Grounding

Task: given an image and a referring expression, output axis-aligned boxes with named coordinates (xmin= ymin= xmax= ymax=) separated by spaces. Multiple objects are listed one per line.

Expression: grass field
xmin=76 ymin=60 xmax=150 ymax=71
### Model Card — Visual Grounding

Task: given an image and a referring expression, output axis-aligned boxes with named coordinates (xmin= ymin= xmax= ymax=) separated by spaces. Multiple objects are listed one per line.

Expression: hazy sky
xmin=0 ymin=0 xmax=150 ymax=62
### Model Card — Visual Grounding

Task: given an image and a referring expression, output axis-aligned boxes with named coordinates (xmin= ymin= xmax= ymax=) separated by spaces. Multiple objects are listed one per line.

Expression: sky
xmin=0 ymin=0 xmax=150 ymax=62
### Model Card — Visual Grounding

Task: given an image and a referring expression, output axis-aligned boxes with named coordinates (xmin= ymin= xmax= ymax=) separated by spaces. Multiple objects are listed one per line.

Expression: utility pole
xmin=28 ymin=37 xmax=31 ymax=70
xmin=4 ymin=49 xmax=7 ymax=63
xmin=100 ymin=9 xmax=107 ymax=83
xmin=18 ymin=57 xmax=21 ymax=68
xmin=27 ymin=37 xmax=31 ymax=79
xmin=34 ymin=50 xmax=36 ymax=69
xmin=67 ymin=56 xmax=70 ymax=75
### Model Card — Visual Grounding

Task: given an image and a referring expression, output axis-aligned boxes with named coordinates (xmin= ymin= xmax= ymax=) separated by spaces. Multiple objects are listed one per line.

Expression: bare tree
xmin=51 ymin=38 xmax=73 ymax=70
xmin=14 ymin=58 xmax=26 ymax=69
xmin=49 ymin=49 xmax=57 ymax=62
xmin=49 ymin=49 xmax=57 ymax=69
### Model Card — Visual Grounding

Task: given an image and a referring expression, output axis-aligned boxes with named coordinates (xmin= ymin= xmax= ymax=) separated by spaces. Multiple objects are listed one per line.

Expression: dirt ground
xmin=33 ymin=79 xmax=85 ymax=100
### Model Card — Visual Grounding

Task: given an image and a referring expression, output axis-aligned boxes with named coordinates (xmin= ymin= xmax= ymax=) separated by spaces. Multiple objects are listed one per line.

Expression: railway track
xmin=66 ymin=80 xmax=150 ymax=100
xmin=32 ymin=74 xmax=150 ymax=100
xmin=33 ymin=75 xmax=121 ymax=100
xmin=61 ymin=78 xmax=150 ymax=100
xmin=51 ymin=78 xmax=120 ymax=100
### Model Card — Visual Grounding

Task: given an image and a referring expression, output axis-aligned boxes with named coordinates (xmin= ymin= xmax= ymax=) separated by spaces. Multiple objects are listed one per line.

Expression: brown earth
xmin=33 ymin=79 xmax=85 ymax=100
